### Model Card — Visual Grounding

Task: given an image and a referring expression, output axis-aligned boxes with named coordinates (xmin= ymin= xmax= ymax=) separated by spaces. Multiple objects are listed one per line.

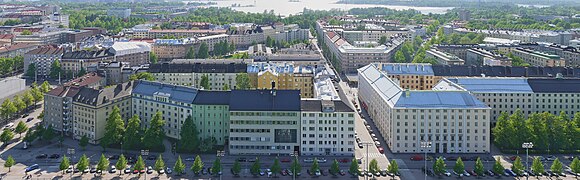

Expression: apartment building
xmin=197 ymin=34 xmax=229 ymax=53
xmin=43 ymin=73 xmax=104 ymax=136
xmin=109 ymin=42 xmax=151 ymax=66
xmin=72 ymin=82 xmax=133 ymax=143
xmin=466 ymin=48 xmax=512 ymax=66
xmin=23 ymin=45 xmax=64 ymax=79
xmin=192 ymin=91 xmax=231 ymax=145
xmin=0 ymin=43 xmax=37 ymax=58
xmin=316 ymin=20 xmax=407 ymax=73
xmin=452 ymin=28 xmax=573 ymax=45
xmin=341 ymin=29 xmax=409 ymax=43
xmin=61 ymin=49 xmax=115 ymax=74
xmin=148 ymin=29 xmax=227 ymax=39
xmin=426 ymin=48 xmax=465 ymax=65
xmin=228 ymin=90 xmax=302 ymax=155
xmin=521 ymin=43 xmax=580 ymax=67
xmin=510 ymin=48 xmax=566 ymax=67
xmin=152 ymin=38 xmax=196 ymax=61
xmin=434 ymin=77 xmax=580 ymax=122
xmin=300 ymin=100 xmax=355 ymax=156
xmin=358 ymin=64 xmax=491 ymax=154
xmin=247 ymin=63 xmax=314 ymax=98
xmin=376 ymin=63 xmax=438 ymax=90
xmin=148 ymin=62 xmax=247 ymax=90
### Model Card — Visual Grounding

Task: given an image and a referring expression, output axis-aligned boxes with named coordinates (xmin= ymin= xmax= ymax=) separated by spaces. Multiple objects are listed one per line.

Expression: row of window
xmin=230 ymin=120 xmax=297 ymax=125
xmin=230 ymin=112 xmax=298 ymax=117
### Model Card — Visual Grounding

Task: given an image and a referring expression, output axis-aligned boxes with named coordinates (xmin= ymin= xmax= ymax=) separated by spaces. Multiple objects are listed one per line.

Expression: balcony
xmin=63 ymin=112 xmax=69 ymax=116
xmin=63 ymin=105 xmax=69 ymax=110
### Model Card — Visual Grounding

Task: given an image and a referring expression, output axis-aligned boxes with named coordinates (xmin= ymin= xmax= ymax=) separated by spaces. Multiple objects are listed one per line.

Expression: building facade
xmin=426 ymin=48 xmax=465 ymax=65
xmin=23 ymin=46 xmax=63 ymax=79
xmin=510 ymin=48 xmax=566 ymax=67
xmin=148 ymin=62 xmax=247 ymax=90
xmin=110 ymin=42 xmax=151 ymax=66
xmin=61 ymin=49 xmax=115 ymax=74
xmin=247 ymin=63 xmax=314 ymax=98
xmin=300 ymin=100 xmax=355 ymax=156
xmin=358 ymin=64 xmax=491 ymax=154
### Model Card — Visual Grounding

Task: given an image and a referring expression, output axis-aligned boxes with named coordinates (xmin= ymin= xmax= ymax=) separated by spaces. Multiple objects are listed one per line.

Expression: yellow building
xmin=248 ymin=63 xmax=314 ymax=98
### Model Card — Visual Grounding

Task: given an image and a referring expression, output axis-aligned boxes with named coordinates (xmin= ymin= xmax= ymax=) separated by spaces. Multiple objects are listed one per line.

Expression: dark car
xmin=237 ymin=157 xmax=247 ymax=162
xmin=109 ymin=155 xmax=119 ymax=160
xmin=280 ymin=158 xmax=291 ymax=163
xmin=147 ymin=155 xmax=156 ymax=160
xmin=36 ymin=154 xmax=48 ymax=159
xmin=410 ymin=155 xmax=423 ymax=161
xmin=49 ymin=154 xmax=60 ymax=159
xmin=26 ymin=117 xmax=34 ymax=122
xmin=487 ymin=170 xmax=495 ymax=176
xmin=25 ymin=164 xmax=39 ymax=172
xmin=90 ymin=168 xmax=97 ymax=173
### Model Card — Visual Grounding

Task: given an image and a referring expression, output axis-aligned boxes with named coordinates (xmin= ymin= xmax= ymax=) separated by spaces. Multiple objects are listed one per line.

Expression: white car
xmin=443 ymin=170 xmax=451 ymax=177
xmin=316 ymin=158 xmax=327 ymax=163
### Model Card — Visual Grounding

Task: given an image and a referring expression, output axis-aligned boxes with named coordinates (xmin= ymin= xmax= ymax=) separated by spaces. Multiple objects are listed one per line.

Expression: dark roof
xmin=46 ymin=86 xmax=80 ymax=97
xmin=193 ymin=91 xmax=230 ymax=105
xmin=527 ymin=79 xmax=580 ymax=93
xmin=148 ymin=63 xmax=247 ymax=73
xmin=63 ymin=72 xmax=103 ymax=87
xmin=132 ymin=81 xmax=198 ymax=104
xmin=300 ymin=100 xmax=354 ymax=112
xmin=229 ymin=90 xmax=300 ymax=111
xmin=432 ymin=65 xmax=580 ymax=78
xmin=62 ymin=49 xmax=114 ymax=59
xmin=73 ymin=82 xmax=134 ymax=106
xmin=26 ymin=45 xmax=63 ymax=55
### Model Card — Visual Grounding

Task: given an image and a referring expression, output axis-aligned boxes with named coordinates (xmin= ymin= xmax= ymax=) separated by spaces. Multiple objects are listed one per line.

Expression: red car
xmin=378 ymin=147 xmax=384 ymax=153
xmin=509 ymin=156 xmax=517 ymax=161
xmin=410 ymin=155 xmax=423 ymax=161
xmin=281 ymin=158 xmax=291 ymax=163
xmin=338 ymin=158 xmax=350 ymax=163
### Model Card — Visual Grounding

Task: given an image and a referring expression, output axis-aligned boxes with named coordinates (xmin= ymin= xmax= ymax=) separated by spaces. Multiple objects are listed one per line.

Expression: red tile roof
xmin=63 ymin=72 xmax=103 ymax=87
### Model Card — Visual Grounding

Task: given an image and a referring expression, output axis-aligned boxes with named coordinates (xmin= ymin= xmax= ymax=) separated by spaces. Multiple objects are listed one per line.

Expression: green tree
xmin=192 ymin=155 xmax=204 ymax=175
xmin=133 ymin=155 xmax=145 ymax=173
xmin=1 ymin=99 xmax=17 ymax=120
xmin=349 ymin=158 xmax=359 ymax=175
xmin=200 ymin=74 xmax=209 ymax=89
xmin=149 ymin=51 xmax=158 ymax=64
xmin=4 ymin=155 xmax=14 ymax=172
xmin=79 ymin=135 xmax=89 ymax=150
xmin=23 ymin=129 xmax=35 ymax=142
xmin=388 ymin=160 xmax=399 ymax=174
xmin=25 ymin=63 xmax=36 ymax=78
xmin=550 ymin=158 xmax=563 ymax=174
xmin=42 ymin=125 xmax=56 ymax=141
xmin=77 ymin=154 xmax=89 ymax=174
xmin=474 ymin=157 xmax=484 ymax=176
xmin=41 ymin=81 xmax=51 ymax=93
xmin=453 ymin=157 xmax=465 ymax=175
xmin=154 ymin=154 xmax=165 ymax=175
xmin=13 ymin=96 xmax=25 ymax=113
xmin=174 ymin=156 xmax=186 ymax=175
xmin=291 ymin=156 xmax=302 ymax=175
xmin=250 ymin=157 xmax=261 ymax=176
xmin=271 ymin=158 xmax=281 ymax=177
xmin=379 ymin=36 xmax=387 ymax=44
xmin=492 ymin=157 xmax=505 ymax=176
xmin=459 ymin=36 xmax=472 ymax=44
xmin=511 ymin=156 xmax=524 ymax=175
xmin=97 ymin=154 xmax=109 ymax=174
xmin=30 ymin=87 xmax=43 ymax=105
xmin=49 ymin=60 xmax=62 ymax=79
xmin=143 ymin=111 xmax=165 ymax=150
xmin=186 ymin=46 xmax=196 ymax=59
xmin=369 ymin=159 xmax=379 ymax=175
xmin=433 ymin=157 xmax=446 ymax=176
xmin=21 ymin=30 xmax=32 ymax=35
xmin=0 ymin=129 xmax=14 ymax=145
xmin=177 ymin=115 xmax=199 ymax=153
xmin=235 ymin=73 xmax=251 ymax=90
xmin=223 ymin=83 xmax=230 ymax=90
xmin=59 ymin=155 xmax=70 ymax=174
xmin=22 ymin=91 xmax=34 ymax=108
xmin=531 ymin=157 xmax=544 ymax=175
xmin=101 ymin=106 xmax=125 ymax=150
xmin=129 ymin=72 xmax=155 ymax=81
xmin=571 ymin=157 xmax=580 ymax=175
xmin=14 ymin=121 xmax=28 ymax=137
xmin=116 ymin=154 xmax=127 ymax=175
xmin=197 ymin=42 xmax=209 ymax=59
xmin=77 ymin=67 xmax=87 ymax=77
xmin=330 ymin=159 xmax=340 ymax=176
xmin=394 ymin=50 xmax=406 ymax=63
xmin=123 ymin=115 xmax=142 ymax=150
xmin=211 ymin=158 xmax=222 ymax=176
xmin=232 ymin=160 xmax=241 ymax=176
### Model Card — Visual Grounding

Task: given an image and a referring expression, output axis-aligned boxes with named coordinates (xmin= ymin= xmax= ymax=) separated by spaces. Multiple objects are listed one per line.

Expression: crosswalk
xmin=361 ymin=153 xmax=386 ymax=159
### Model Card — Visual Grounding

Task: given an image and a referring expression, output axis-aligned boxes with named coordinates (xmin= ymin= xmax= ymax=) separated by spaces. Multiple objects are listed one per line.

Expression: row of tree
xmin=67 ymin=10 xmax=147 ymax=34
xmin=1 ymin=82 xmax=48 ymax=122
xmin=27 ymin=60 xmax=87 ymax=80
xmin=492 ymin=110 xmax=580 ymax=152
xmin=0 ymin=56 xmax=23 ymax=78
xmin=432 ymin=156 xmax=580 ymax=177
xmin=100 ymin=107 xmax=165 ymax=151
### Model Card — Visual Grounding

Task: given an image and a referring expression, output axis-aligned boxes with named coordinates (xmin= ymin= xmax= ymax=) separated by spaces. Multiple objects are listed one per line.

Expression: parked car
xmin=35 ymin=154 xmax=48 ymax=159
xmin=147 ymin=166 xmax=153 ymax=174
xmin=280 ymin=158 xmax=291 ymax=163
xmin=303 ymin=158 xmax=314 ymax=163
xmin=338 ymin=158 xmax=350 ymax=163
xmin=49 ymin=154 xmax=60 ymax=159
xmin=378 ymin=147 xmax=384 ymax=153
xmin=166 ymin=167 xmax=173 ymax=174
xmin=26 ymin=117 xmax=34 ymax=122
xmin=443 ymin=170 xmax=451 ymax=177
xmin=147 ymin=156 xmax=156 ymax=160
xmin=317 ymin=158 xmax=327 ymax=163
xmin=25 ymin=164 xmax=39 ymax=172
xmin=505 ymin=169 xmax=517 ymax=177
xmin=546 ymin=155 xmax=557 ymax=161
xmin=124 ymin=167 xmax=131 ymax=174
xmin=237 ymin=157 xmax=247 ymax=162
xmin=487 ymin=170 xmax=495 ymax=176
xmin=185 ymin=157 xmax=195 ymax=161
xmin=410 ymin=155 xmax=423 ymax=161
xmin=463 ymin=170 xmax=471 ymax=177
xmin=90 ymin=168 xmax=97 ymax=173
xmin=339 ymin=170 xmax=346 ymax=176
xmin=109 ymin=155 xmax=119 ymax=160
xmin=109 ymin=166 xmax=116 ymax=173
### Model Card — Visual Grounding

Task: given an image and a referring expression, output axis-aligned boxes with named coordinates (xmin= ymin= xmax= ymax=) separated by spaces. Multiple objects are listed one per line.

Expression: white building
xmin=358 ymin=64 xmax=491 ymax=153
xmin=300 ymin=100 xmax=355 ymax=156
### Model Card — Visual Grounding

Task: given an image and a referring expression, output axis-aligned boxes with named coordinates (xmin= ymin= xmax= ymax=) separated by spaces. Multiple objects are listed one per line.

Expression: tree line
xmin=492 ymin=110 xmax=580 ymax=153
xmin=0 ymin=56 xmax=23 ymax=78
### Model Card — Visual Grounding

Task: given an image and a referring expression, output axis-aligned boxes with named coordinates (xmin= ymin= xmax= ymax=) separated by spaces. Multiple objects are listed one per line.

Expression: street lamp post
xmin=67 ymin=148 xmax=75 ymax=179
xmin=522 ymin=142 xmax=533 ymax=179
xmin=141 ymin=150 xmax=149 ymax=180
xmin=420 ymin=141 xmax=432 ymax=180
xmin=290 ymin=151 xmax=299 ymax=180
xmin=360 ymin=142 xmax=374 ymax=180
xmin=216 ymin=150 xmax=225 ymax=180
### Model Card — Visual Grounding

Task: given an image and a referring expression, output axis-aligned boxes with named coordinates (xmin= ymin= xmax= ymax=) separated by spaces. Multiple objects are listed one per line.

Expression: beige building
xmin=247 ymin=63 xmax=314 ymax=98
xmin=300 ymin=100 xmax=355 ymax=156
xmin=147 ymin=29 xmax=227 ymax=39
xmin=375 ymin=63 xmax=439 ymax=90
xmin=434 ymin=77 xmax=580 ymax=123
xmin=510 ymin=48 xmax=566 ymax=67
xmin=358 ymin=64 xmax=491 ymax=153
xmin=152 ymin=38 xmax=196 ymax=61
xmin=72 ymin=82 xmax=134 ymax=144
xmin=197 ymin=34 xmax=229 ymax=53
xmin=61 ymin=49 xmax=115 ymax=74
xmin=426 ymin=48 xmax=465 ymax=65
xmin=148 ymin=62 xmax=247 ymax=90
